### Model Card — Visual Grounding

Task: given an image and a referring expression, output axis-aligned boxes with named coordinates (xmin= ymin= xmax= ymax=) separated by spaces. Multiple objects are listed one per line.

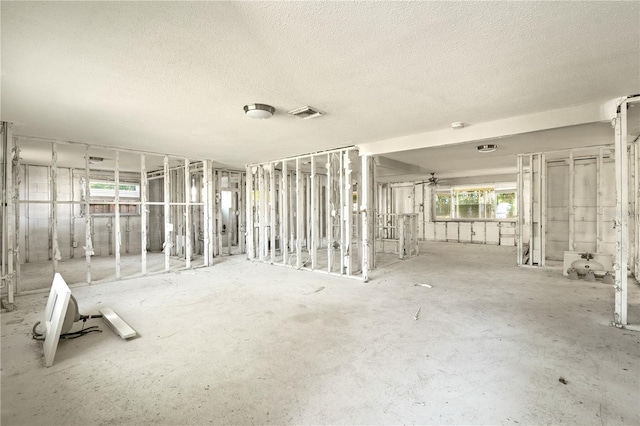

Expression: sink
xmin=571 ymin=259 xmax=604 ymax=275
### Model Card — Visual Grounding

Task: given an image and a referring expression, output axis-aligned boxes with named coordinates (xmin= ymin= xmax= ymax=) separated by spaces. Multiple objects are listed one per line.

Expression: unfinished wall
xmin=518 ymin=146 xmax=618 ymax=265
xmin=246 ymin=148 xmax=374 ymax=280
xmin=377 ymin=180 xmax=516 ymax=247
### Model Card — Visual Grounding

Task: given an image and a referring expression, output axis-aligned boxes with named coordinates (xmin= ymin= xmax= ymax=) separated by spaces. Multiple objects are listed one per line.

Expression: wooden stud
xmin=203 ymin=160 xmax=210 ymax=266
xmin=163 ymin=155 xmax=171 ymax=271
xmin=635 ymin=141 xmax=639 ymax=275
xmin=568 ymin=151 xmax=575 ymax=252
xmin=597 ymin=148 xmax=603 ymax=254
xmin=239 ymin=171 xmax=246 ymax=255
xmin=141 ymin=154 xmax=148 ymax=274
xmin=326 ymin=154 xmax=332 ymax=273
xmin=258 ymin=166 xmax=265 ymax=261
xmin=311 ymin=156 xmax=318 ymax=270
xmin=184 ymin=159 xmax=191 ymax=268
xmin=344 ymin=151 xmax=352 ymax=276
xmin=361 ymin=155 xmax=369 ymax=281
xmin=84 ymin=146 xmax=92 ymax=283
xmin=13 ymin=140 xmax=21 ymax=293
xmin=114 ymin=151 xmax=121 ymax=279
xmin=51 ymin=142 xmax=59 ymax=274
xmin=245 ymin=166 xmax=254 ymax=259
xmin=216 ymin=170 xmax=223 ymax=257
xmin=295 ymin=159 xmax=302 ymax=268
xmin=540 ymin=153 xmax=546 ymax=267
xmin=516 ymin=155 xmax=523 ymax=266
xmin=528 ymin=155 xmax=534 ymax=266
xmin=281 ymin=161 xmax=289 ymax=266
xmin=270 ymin=163 xmax=276 ymax=263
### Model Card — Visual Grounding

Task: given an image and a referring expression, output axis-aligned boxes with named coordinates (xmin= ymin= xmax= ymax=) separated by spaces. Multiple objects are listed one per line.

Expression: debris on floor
xmin=304 ymin=286 xmax=325 ymax=295
xmin=414 ymin=307 xmax=421 ymax=320
xmin=559 ymin=377 xmax=568 ymax=385
xmin=414 ymin=283 xmax=433 ymax=288
xmin=412 ymin=402 xmax=426 ymax=406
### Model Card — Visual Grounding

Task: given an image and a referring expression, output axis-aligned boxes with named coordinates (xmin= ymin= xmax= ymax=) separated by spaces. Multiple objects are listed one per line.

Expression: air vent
xmin=288 ymin=106 xmax=323 ymax=120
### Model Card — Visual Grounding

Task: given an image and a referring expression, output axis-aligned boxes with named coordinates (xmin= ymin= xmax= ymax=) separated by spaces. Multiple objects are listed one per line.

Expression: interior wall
xmin=246 ymin=148 xmax=373 ymax=280
xmin=377 ymin=179 xmax=516 ymax=247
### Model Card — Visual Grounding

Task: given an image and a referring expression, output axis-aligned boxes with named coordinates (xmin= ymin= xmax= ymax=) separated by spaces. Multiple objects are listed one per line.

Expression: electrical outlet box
xmin=72 ymin=241 xmax=78 ymax=248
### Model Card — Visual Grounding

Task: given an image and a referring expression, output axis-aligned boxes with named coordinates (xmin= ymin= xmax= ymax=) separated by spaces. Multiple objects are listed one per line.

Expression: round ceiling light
xmin=477 ymin=144 xmax=498 ymax=153
xmin=243 ymin=103 xmax=275 ymax=119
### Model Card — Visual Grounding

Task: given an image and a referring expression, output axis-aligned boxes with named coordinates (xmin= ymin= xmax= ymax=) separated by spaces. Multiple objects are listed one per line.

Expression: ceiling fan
xmin=427 ymin=173 xmax=440 ymax=187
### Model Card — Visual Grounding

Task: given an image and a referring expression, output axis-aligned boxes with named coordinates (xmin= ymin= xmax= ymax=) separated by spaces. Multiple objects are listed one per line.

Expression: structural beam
xmin=359 ymin=99 xmax=622 ymax=156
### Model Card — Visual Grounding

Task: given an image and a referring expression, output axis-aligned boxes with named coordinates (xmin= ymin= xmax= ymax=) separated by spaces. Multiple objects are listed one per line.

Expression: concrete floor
xmin=1 ymin=242 xmax=639 ymax=425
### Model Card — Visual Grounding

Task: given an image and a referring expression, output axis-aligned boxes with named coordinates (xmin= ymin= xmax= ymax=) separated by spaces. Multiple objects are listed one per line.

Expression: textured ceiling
xmin=2 ymin=1 xmax=639 ymax=170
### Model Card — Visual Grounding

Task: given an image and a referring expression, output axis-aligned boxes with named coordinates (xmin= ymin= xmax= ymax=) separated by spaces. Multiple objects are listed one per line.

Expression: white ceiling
xmin=2 ymin=1 xmax=639 ymax=172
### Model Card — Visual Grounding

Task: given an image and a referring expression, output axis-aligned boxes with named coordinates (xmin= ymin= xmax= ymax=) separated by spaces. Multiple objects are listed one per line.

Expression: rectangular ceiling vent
xmin=288 ymin=106 xmax=323 ymax=119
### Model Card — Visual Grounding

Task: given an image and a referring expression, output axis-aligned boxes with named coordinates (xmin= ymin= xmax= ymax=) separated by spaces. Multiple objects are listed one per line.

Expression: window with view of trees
xmin=86 ymin=180 xmax=140 ymax=215
xmin=435 ymin=186 xmax=516 ymax=220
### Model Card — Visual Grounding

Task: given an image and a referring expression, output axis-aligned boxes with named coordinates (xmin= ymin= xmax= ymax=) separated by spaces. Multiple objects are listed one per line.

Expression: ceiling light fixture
xmin=477 ymin=144 xmax=498 ymax=153
xmin=243 ymin=103 xmax=275 ymax=119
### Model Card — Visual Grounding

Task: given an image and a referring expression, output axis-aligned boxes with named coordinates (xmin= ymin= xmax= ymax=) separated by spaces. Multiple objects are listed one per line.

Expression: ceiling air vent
xmin=288 ymin=106 xmax=323 ymax=120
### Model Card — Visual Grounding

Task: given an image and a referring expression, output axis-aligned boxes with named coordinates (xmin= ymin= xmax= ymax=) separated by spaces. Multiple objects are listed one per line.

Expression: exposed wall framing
xmin=518 ymin=145 xmax=617 ymax=267
xmin=9 ymin=133 xmax=244 ymax=292
xmin=246 ymin=147 xmax=373 ymax=281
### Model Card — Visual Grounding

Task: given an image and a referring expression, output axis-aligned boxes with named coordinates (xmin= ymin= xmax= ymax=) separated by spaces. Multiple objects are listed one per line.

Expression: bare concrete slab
xmin=2 ymin=242 xmax=639 ymax=425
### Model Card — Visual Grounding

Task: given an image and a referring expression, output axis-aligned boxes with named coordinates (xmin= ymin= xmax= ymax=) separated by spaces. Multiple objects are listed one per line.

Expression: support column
xmin=614 ymin=103 xmax=628 ymax=326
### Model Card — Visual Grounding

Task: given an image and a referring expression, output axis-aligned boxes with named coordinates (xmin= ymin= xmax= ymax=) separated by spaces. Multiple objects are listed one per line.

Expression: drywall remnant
xmin=414 ymin=307 xmax=421 ymax=320
xmin=414 ymin=283 xmax=432 ymax=288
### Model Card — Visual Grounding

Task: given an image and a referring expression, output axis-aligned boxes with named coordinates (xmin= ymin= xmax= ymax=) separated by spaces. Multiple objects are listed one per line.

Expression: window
xmin=435 ymin=185 xmax=517 ymax=220
xmin=86 ymin=180 xmax=140 ymax=215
